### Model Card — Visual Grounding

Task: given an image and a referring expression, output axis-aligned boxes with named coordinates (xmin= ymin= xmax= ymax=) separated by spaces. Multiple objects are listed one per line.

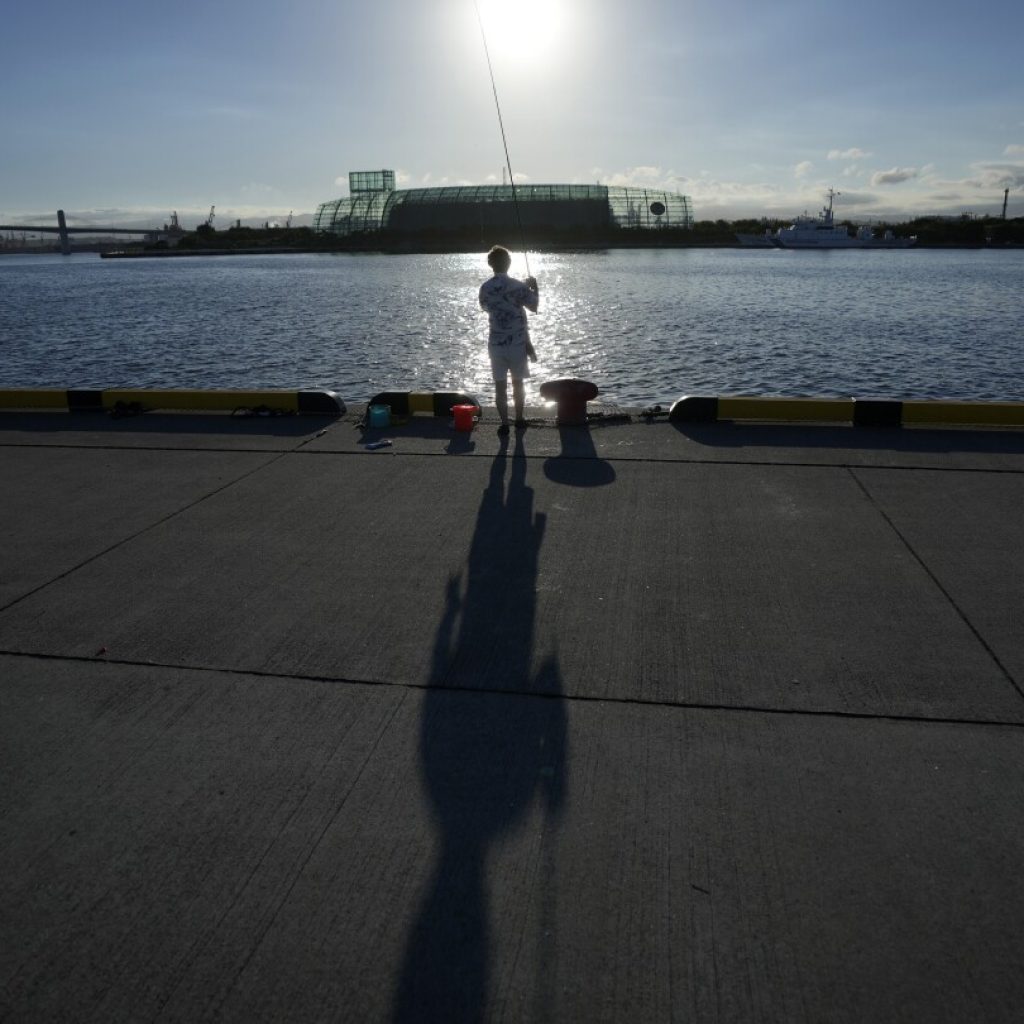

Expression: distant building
xmin=314 ymin=170 xmax=693 ymax=241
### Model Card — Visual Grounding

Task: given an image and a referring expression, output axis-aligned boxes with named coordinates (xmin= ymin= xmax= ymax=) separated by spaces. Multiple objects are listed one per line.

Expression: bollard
xmin=539 ymin=378 xmax=599 ymax=426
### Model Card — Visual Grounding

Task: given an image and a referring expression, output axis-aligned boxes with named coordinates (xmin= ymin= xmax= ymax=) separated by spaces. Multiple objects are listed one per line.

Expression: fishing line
xmin=474 ymin=0 xmax=531 ymax=279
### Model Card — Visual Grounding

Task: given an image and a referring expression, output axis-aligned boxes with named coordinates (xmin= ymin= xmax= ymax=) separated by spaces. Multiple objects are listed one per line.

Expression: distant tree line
xmin=690 ymin=215 xmax=1024 ymax=246
xmin=150 ymin=214 xmax=1024 ymax=254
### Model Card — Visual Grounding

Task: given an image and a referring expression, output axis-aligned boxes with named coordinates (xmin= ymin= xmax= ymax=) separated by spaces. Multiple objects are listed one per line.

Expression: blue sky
xmin=2 ymin=0 xmax=1022 ymax=229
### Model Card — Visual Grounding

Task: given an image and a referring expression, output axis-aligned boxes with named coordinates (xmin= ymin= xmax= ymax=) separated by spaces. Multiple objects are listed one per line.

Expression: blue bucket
xmin=368 ymin=403 xmax=391 ymax=428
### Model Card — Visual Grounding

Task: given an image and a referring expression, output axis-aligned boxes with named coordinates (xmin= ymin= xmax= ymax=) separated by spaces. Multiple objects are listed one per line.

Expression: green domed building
xmin=314 ymin=170 xmax=693 ymax=246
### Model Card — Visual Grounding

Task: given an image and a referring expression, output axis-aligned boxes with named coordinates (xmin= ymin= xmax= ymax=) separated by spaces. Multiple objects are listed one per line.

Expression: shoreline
xmin=91 ymin=241 xmax=1022 ymax=258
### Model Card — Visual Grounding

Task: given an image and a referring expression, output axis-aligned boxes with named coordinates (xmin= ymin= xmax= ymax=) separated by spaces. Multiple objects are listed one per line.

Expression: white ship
xmin=737 ymin=189 xmax=916 ymax=248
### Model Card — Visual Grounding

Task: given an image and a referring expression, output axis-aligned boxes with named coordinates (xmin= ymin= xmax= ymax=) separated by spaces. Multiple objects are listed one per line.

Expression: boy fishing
xmin=478 ymin=245 xmax=538 ymax=434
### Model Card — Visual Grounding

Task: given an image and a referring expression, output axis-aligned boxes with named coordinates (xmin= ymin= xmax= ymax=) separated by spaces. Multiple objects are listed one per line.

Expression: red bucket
xmin=452 ymin=404 xmax=477 ymax=432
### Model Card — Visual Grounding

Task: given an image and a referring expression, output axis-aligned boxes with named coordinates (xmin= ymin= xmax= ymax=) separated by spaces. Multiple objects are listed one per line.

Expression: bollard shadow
xmin=393 ymin=432 xmax=568 ymax=1023
xmin=543 ymin=424 xmax=617 ymax=487
xmin=444 ymin=432 xmax=476 ymax=455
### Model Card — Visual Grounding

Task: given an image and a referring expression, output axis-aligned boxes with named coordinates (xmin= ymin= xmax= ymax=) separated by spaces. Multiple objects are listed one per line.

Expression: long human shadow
xmin=393 ymin=433 xmax=567 ymax=1023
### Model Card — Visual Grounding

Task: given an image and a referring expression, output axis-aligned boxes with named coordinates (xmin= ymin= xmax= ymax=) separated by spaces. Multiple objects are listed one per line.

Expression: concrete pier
xmin=2 ymin=407 xmax=1023 ymax=1022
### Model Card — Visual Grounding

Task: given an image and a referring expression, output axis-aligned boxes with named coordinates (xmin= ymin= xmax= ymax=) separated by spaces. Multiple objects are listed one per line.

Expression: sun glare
xmin=477 ymin=0 xmax=563 ymax=66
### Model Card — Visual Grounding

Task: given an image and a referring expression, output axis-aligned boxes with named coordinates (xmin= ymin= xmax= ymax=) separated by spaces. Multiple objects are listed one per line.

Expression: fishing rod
xmin=473 ymin=0 xmax=531 ymax=280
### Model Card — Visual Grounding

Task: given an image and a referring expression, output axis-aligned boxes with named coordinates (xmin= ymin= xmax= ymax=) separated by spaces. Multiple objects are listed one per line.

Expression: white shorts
xmin=489 ymin=345 xmax=531 ymax=383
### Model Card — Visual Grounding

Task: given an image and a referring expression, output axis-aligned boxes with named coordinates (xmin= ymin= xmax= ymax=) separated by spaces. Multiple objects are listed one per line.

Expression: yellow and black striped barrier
xmin=0 ymin=388 xmax=73 ymax=411
xmin=900 ymin=400 xmax=1024 ymax=427
xmin=669 ymin=395 xmax=1024 ymax=428
xmin=0 ymin=388 xmax=345 ymax=416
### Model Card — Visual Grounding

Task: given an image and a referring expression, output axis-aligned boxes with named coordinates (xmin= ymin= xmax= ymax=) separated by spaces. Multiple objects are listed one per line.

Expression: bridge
xmin=0 ymin=210 xmax=171 ymax=254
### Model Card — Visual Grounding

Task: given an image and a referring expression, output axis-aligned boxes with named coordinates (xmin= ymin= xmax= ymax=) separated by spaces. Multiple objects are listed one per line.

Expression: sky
xmin=2 ymin=0 xmax=1023 ymax=230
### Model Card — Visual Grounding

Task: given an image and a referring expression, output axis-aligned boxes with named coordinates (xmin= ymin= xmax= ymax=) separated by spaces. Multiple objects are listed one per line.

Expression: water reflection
xmin=3 ymin=250 xmax=1022 ymax=403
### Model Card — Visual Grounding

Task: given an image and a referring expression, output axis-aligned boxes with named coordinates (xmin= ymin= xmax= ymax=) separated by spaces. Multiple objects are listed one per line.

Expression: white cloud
xmin=794 ymin=161 xmax=814 ymax=179
xmin=686 ymin=169 xmax=1019 ymax=219
xmin=669 ymin=177 xmax=781 ymax=200
xmin=842 ymin=165 xmax=863 ymax=178
xmin=593 ymin=165 xmax=665 ymax=187
xmin=828 ymin=147 xmax=873 ymax=161
xmin=1004 ymin=144 xmax=1024 ymax=156
xmin=240 ymin=182 xmax=277 ymax=198
xmin=628 ymin=165 xmax=663 ymax=182
xmin=826 ymin=190 xmax=875 ymax=208
xmin=588 ymin=170 xmax=788 ymax=210
xmin=871 ymin=167 xmax=918 ymax=185
xmin=928 ymin=162 xmax=1024 ymax=192
xmin=968 ymin=162 xmax=1024 ymax=189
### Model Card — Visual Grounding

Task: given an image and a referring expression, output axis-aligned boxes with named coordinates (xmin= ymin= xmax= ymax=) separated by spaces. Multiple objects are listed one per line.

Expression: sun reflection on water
xmin=2 ymin=249 xmax=1022 ymax=405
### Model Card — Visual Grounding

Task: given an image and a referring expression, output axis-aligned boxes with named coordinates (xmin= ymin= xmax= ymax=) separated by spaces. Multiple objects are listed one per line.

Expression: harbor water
xmin=1 ymin=248 xmax=1021 ymax=405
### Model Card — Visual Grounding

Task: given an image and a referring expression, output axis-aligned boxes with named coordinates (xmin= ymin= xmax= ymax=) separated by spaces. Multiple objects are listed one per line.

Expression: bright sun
xmin=476 ymin=0 xmax=563 ymax=65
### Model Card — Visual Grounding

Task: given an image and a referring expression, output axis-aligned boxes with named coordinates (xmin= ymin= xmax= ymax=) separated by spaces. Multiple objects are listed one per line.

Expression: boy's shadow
xmin=394 ymin=434 xmax=567 ymax=1022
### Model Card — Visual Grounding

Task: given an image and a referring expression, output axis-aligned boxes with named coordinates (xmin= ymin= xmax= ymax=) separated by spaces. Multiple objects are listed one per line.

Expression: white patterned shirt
xmin=479 ymin=273 xmax=539 ymax=349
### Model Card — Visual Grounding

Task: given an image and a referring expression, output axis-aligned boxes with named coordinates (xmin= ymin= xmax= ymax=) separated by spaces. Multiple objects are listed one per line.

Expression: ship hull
xmin=776 ymin=238 xmax=916 ymax=249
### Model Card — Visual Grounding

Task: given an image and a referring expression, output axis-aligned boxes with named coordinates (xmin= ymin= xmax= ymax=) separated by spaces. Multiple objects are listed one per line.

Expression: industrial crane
xmin=196 ymin=206 xmax=216 ymax=235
